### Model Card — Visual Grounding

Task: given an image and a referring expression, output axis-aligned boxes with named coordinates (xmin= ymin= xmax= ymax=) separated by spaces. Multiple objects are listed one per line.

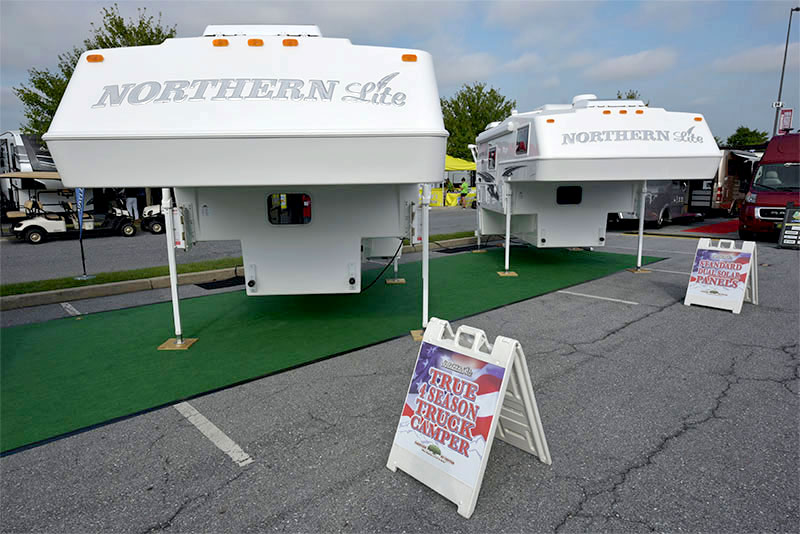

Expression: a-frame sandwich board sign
xmin=386 ymin=318 xmax=551 ymax=518
xmin=684 ymin=238 xmax=758 ymax=314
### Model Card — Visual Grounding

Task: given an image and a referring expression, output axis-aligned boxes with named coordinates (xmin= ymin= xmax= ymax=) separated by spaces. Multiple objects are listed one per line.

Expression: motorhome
xmin=609 ymin=179 xmax=695 ymax=228
xmin=470 ymin=94 xmax=722 ymax=256
xmin=43 ymin=25 xmax=446 ymax=295
xmin=688 ymin=148 xmax=762 ymax=216
xmin=738 ymin=133 xmax=800 ymax=240
xmin=1 ymin=130 xmax=72 ymax=214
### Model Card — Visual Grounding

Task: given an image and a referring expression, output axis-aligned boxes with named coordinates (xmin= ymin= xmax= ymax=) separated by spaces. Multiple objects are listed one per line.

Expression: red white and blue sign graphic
xmin=687 ymin=249 xmax=750 ymax=299
xmin=394 ymin=342 xmax=505 ymax=487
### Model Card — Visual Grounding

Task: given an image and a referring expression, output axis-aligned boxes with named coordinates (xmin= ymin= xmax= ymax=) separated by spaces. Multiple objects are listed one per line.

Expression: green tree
xmin=13 ymin=4 xmax=176 ymax=140
xmin=617 ymin=89 xmax=649 ymax=106
xmin=725 ymin=126 xmax=769 ymax=147
xmin=441 ymin=82 xmax=516 ymax=160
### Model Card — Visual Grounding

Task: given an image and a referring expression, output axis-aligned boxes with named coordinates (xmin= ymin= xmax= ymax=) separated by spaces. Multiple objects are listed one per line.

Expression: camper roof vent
xmin=202 ymin=25 xmax=322 ymax=37
xmin=572 ymin=94 xmax=597 ymax=105
xmin=484 ymin=121 xmax=501 ymax=131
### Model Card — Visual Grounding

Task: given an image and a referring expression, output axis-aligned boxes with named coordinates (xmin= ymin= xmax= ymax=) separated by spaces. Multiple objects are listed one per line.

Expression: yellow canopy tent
xmin=444 ymin=155 xmax=476 ymax=171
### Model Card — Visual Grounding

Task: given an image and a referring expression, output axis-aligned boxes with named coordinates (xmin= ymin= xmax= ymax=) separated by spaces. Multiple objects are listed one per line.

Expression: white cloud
xmin=625 ymin=1 xmax=704 ymax=32
xmin=583 ymin=48 xmax=678 ymax=81
xmin=485 ymin=1 xmax=599 ymax=47
xmin=563 ymin=51 xmax=598 ymax=69
xmin=713 ymin=43 xmax=800 ymax=73
xmin=500 ymin=52 xmax=541 ymax=73
xmin=435 ymin=52 xmax=497 ymax=87
xmin=541 ymin=75 xmax=560 ymax=89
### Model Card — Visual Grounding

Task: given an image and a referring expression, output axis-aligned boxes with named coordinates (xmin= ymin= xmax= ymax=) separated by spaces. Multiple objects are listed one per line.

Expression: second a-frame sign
xmin=386 ymin=318 xmax=551 ymax=518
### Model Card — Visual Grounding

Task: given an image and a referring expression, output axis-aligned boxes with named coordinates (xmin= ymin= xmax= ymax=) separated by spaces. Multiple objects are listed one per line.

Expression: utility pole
xmin=772 ymin=7 xmax=800 ymax=137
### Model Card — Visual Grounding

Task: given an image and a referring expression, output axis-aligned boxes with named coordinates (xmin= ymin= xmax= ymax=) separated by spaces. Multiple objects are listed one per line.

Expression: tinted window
xmin=556 ymin=186 xmax=582 ymax=205
xmin=488 ymin=148 xmax=496 ymax=170
xmin=267 ymin=193 xmax=312 ymax=225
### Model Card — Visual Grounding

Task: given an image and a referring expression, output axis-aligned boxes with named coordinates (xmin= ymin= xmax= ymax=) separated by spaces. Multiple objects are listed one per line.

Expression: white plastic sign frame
xmin=386 ymin=318 xmax=551 ymax=518
xmin=684 ymin=238 xmax=758 ymax=314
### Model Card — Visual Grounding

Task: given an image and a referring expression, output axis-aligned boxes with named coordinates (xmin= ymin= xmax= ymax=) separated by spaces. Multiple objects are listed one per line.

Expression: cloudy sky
xmin=1 ymin=0 xmax=799 ymax=140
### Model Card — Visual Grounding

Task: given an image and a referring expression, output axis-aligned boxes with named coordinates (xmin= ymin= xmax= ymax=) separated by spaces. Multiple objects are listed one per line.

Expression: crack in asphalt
xmin=141 ymin=469 xmax=249 ymax=533
xmin=552 ymin=351 xmax=745 ymax=533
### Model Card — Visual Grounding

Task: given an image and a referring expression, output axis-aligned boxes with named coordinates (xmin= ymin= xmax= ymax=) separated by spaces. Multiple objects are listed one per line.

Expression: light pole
xmin=773 ymin=6 xmax=800 ymax=137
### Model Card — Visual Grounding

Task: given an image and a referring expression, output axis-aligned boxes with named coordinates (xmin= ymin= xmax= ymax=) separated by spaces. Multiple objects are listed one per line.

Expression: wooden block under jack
xmin=497 ymin=271 xmax=518 ymax=277
xmin=410 ymin=329 xmax=424 ymax=342
xmin=472 ymin=249 xmax=487 ymax=254
xmin=158 ymin=338 xmax=199 ymax=350
xmin=385 ymin=278 xmax=406 ymax=285
xmin=626 ymin=268 xmax=652 ymax=274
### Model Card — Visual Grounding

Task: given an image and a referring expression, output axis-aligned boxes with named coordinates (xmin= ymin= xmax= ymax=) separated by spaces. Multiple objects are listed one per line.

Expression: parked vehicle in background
xmin=688 ymin=149 xmax=762 ymax=217
xmin=738 ymin=133 xmax=800 ymax=240
xmin=141 ymin=204 xmax=165 ymax=234
xmin=609 ymin=180 xmax=699 ymax=228
xmin=12 ymin=200 xmax=136 ymax=244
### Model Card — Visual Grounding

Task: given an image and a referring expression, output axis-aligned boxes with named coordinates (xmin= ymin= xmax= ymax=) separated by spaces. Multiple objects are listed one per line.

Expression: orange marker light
xmin=213 ymin=39 xmax=229 ymax=47
xmin=603 ymin=110 xmax=611 ymax=115
xmin=86 ymin=54 xmax=104 ymax=63
xmin=636 ymin=110 xmax=644 ymax=114
xmin=694 ymin=117 xmax=703 ymax=122
xmin=402 ymin=54 xmax=417 ymax=62
xmin=283 ymin=38 xmax=298 ymax=47
xmin=248 ymin=39 xmax=264 ymax=47
xmin=546 ymin=119 xmax=555 ymax=123
xmin=619 ymin=109 xmax=628 ymax=114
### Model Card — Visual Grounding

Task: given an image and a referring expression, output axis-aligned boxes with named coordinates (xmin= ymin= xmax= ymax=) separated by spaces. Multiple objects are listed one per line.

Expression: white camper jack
xmin=43 ymin=25 xmax=446 ymax=341
xmin=470 ymin=94 xmax=722 ymax=273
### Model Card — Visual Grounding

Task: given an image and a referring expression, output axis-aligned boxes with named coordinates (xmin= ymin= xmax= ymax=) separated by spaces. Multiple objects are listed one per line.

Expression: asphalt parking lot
xmin=1 ymin=229 xmax=798 ymax=533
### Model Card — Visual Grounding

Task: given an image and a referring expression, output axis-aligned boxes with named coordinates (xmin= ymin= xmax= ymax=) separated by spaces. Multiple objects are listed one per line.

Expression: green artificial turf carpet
xmin=1 ymin=247 xmax=660 ymax=453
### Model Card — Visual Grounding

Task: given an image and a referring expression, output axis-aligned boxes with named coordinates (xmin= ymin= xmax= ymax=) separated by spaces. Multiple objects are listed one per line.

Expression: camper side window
xmin=516 ymin=126 xmax=529 ymax=156
xmin=267 ymin=193 xmax=312 ymax=225
xmin=488 ymin=148 xmax=496 ymax=170
xmin=556 ymin=186 xmax=582 ymax=205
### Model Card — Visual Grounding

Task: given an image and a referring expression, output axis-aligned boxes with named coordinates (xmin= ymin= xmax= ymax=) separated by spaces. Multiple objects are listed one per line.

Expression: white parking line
xmin=557 ymin=290 xmax=639 ymax=305
xmin=173 ymin=402 xmax=254 ymax=467
xmin=60 ymin=302 xmax=81 ymax=316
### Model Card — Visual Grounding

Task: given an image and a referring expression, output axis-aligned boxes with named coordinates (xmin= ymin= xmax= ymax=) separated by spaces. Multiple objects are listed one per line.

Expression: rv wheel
xmin=25 ymin=228 xmax=46 ymax=244
xmin=150 ymin=221 xmax=164 ymax=234
xmin=121 ymin=223 xmax=136 ymax=237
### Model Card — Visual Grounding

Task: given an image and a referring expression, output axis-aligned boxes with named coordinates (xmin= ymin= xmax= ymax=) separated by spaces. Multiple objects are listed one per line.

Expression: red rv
xmin=739 ymin=133 xmax=800 ymax=240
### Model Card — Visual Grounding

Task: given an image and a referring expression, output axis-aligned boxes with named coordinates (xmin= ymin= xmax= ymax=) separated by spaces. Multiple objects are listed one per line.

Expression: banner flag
xmin=76 ymin=187 xmax=85 ymax=240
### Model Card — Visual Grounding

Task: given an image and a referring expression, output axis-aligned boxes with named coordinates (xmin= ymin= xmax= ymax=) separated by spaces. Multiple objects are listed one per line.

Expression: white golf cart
xmin=12 ymin=199 xmax=136 ymax=244
xmin=141 ymin=204 xmax=165 ymax=234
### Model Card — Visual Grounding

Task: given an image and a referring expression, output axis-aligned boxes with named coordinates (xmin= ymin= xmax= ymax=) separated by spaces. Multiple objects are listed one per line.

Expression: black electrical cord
xmin=361 ymin=238 xmax=405 ymax=292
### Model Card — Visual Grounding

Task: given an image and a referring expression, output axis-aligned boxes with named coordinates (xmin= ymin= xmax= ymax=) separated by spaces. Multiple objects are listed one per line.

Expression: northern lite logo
xmin=562 ymin=126 xmax=704 ymax=144
xmin=91 ymin=72 xmax=407 ymax=108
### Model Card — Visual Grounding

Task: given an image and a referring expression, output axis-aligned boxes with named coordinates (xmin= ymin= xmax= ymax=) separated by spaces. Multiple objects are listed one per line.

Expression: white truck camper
xmin=44 ymin=26 xmax=446 ymax=286
xmin=470 ymin=94 xmax=722 ymax=270
xmin=43 ymin=24 xmax=447 ymax=340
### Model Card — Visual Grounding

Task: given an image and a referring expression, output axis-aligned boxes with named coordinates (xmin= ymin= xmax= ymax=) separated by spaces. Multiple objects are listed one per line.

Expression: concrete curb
xmin=1 ymin=267 xmax=238 ymax=311
xmin=1 ymin=236 xmax=487 ymax=311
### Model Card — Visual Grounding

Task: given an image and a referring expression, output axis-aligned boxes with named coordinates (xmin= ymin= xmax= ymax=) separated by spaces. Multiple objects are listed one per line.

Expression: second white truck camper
xmin=470 ymin=94 xmax=722 ymax=266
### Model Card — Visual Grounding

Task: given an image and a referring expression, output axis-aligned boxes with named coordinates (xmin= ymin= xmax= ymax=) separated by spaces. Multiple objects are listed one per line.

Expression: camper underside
xmin=477 ymin=181 xmax=635 ymax=248
xmin=175 ymin=184 xmax=417 ymax=295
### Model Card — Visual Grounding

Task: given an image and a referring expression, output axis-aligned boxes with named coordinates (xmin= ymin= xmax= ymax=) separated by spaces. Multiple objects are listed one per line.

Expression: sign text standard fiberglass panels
xmin=44 ymin=36 xmax=447 ymax=188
